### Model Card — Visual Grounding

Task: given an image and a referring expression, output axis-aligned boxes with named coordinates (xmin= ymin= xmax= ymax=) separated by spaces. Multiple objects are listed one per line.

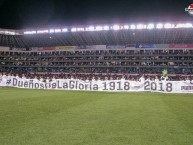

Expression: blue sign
xmin=135 ymin=44 xmax=156 ymax=48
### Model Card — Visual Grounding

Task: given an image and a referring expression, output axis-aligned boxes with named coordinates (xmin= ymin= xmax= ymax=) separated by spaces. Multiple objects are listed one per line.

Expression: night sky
xmin=0 ymin=0 xmax=193 ymax=29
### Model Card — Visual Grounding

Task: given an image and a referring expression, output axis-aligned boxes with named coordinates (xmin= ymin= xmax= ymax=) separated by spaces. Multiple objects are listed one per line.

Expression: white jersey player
xmin=121 ymin=76 xmax=125 ymax=81
xmin=2 ymin=73 xmax=8 ymax=86
xmin=139 ymin=75 xmax=145 ymax=82
xmin=185 ymin=77 xmax=191 ymax=83
xmin=155 ymin=76 xmax=159 ymax=82
xmin=39 ymin=77 xmax=44 ymax=82
xmin=92 ymin=77 xmax=95 ymax=82
xmin=22 ymin=74 xmax=26 ymax=79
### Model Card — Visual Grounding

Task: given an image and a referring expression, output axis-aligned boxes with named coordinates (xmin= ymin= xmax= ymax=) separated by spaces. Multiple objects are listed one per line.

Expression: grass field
xmin=0 ymin=88 xmax=193 ymax=145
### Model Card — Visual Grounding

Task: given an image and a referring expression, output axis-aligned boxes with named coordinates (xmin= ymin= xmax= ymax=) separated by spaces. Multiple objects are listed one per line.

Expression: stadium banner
xmin=86 ymin=45 xmax=106 ymax=49
xmin=75 ymin=45 xmax=86 ymax=49
xmin=0 ymin=46 xmax=9 ymax=51
xmin=29 ymin=47 xmax=39 ymax=51
xmin=74 ymin=45 xmax=106 ymax=50
xmin=135 ymin=44 xmax=156 ymax=48
xmin=10 ymin=48 xmax=27 ymax=51
xmin=169 ymin=44 xmax=193 ymax=48
xmin=55 ymin=46 xmax=75 ymax=51
xmin=106 ymin=45 xmax=126 ymax=49
xmin=38 ymin=47 xmax=56 ymax=51
xmin=135 ymin=44 xmax=169 ymax=49
xmin=1 ymin=77 xmax=193 ymax=93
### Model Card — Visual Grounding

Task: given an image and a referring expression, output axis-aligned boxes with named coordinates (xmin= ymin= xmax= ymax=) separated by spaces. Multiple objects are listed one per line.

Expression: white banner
xmin=0 ymin=76 xmax=193 ymax=93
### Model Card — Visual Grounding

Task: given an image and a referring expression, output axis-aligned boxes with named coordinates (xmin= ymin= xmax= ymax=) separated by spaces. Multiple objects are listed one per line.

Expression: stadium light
xmin=113 ymin=25 xmax=120 ymax=30
xmin=136 ymin=24 xmax=144 ymax=29
xmin=175 ymin=24 xmax=183 ymax=28
xmin=176 ymin=24 xmax=184 ymax=28
xmin=184 ymin=23 xmax=193 ymax=28
xmin=156 ymin=23 xmax=163 ymax=29
xmin=95 ymin=26 xmax=103 ymax=31
xmin=130 ymin=25 xmax=136 ymax=29
xmin=164 ymin=23 xmax=175 ymax=29
xmin=49 ymin=29 xmax=55 ymax=33
xmin=55 ymin=29 xmax=61 ymax=33
xmin=86 ymin=26 xmax=95 ymax=31
xmin=71 ymin=28 xmax=77 ymax=32
xmin=77 ymin=28 xmax=84 ymax=31
xmin=124 ymin=25 xmax=129 ymax=29
xmin=22 ymin=22 xmax=193 ymax=35
xmin=62 ymin=28 xmax=68 ymax=32
xmin=103 ymin=26 xmax=109 ymax=30
xmin=37 ymin=30 xmax=49 ymax=34
xmin=147 ymin=24 xmax=155 ymax=29
xmin=176 ymin=23 xmax=193 ymax=28
xmin=24 ymin=31 xmax=36 ymax=34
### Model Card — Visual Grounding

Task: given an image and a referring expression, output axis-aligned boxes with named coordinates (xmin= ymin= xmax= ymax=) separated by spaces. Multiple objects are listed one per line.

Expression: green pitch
xmin=0 ymin=88 xmax=193 ymax=145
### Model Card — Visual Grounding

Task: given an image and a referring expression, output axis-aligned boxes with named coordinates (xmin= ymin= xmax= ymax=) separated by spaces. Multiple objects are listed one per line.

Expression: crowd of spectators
xmin=0 ymin=71 xmax=192 ymax=82
xmin=1 ymin=49 xmax=193 ymax=56
xmin=0 ymin=49 xmax=193 ymax=80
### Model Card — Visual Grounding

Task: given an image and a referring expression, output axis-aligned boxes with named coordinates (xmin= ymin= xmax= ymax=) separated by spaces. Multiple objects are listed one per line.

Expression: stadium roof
xmin=1 ymin=22 xmax=193 ymax=48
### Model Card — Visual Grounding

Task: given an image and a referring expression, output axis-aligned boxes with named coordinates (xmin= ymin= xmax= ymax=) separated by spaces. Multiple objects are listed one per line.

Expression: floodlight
xmin=103 ymin=26 xmax=109 ymax=30
xmin=130 ymin=25 xmax=136 ymax=29
xmin=77 ymin=28 xmax=84 ymax=31
xmin=37 ymin=30 xmax=49 ymax=34
xmin=24 ymin=31 xmax=36 ymax=34
xmin=62 ymin=28 xmax=68 ymax=32
xmin=86 ymin=26 xmax=95 ymax=31
xmin=55 ymin=29 xmax=61 ymax=33
xmin=164 ymin=23 xmax=173 ymax=29
xmin=71 ymin=28 xmax=77 ymax=32
xmin=32 ymin=31 xmax=37 ymax=34
xmin=136 ymin=24 xmax=144 ymax=29
xmin=156 ymin=23 xmax=163 ymax=29
xmin=37 ymin=31 xmax=41 ymax=34
xmin=5 ymin=31 xmax=15 ymax=35
xmin=184 ymin=23 xmax=193 ymax=28
xmin=49 ymin=29 xmax=54 ymax=33
xmin=113 ymin=25 xmax=120 ymax=30
xmin=176 ymin=24 xmax=183 ymax=28
xmin=176 ymin=23 xmax=193 ymax=28
xmin=147 ymin=24 xmax=154 ymax=29
xmin=89 ymin=26 xmax=95 ymax=31
xmin=96 ymin=26 xmax=103 ymax=31
xmin=124 ymin=25 xmax=129 ymax=29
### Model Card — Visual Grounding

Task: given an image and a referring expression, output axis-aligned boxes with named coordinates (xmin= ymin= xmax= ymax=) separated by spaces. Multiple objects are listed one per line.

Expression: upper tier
xmin=0 ymin=22 xmax=193 ymax=48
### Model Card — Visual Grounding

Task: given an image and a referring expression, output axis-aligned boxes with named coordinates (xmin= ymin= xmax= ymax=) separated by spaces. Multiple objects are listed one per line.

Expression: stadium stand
xmin=0 ymin=23 xmax=193 ymax=81
xmin=0 ymin=48 xmax=193 ymax=81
